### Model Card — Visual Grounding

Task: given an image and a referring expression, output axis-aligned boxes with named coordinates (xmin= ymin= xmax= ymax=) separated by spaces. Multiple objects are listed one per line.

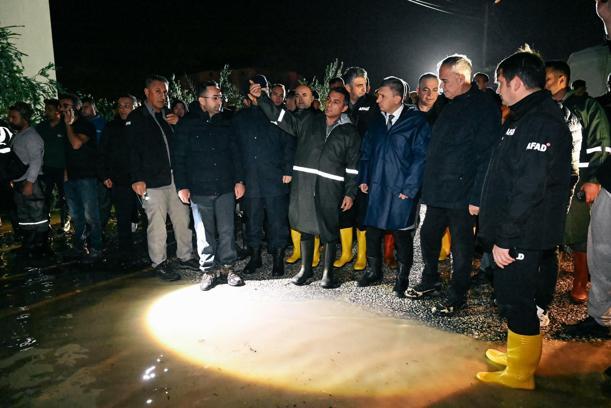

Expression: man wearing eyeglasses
xmin=173 ymin=81 xmax=246 ymax=291
xmin=127 ymin=75 xmax=195 ymax=281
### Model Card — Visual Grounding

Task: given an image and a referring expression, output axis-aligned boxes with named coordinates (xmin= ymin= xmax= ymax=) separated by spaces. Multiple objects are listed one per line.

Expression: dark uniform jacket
xmin=127 ymin=105 xmax=174 ymax=188
xmin=348 ymin=93 xmax=379 ymax=137
xmin=99 ymin=117 xmax=131 ymax=187
xmin=232 ymin=106 xmax=295 ymax=198
xmin=422 ymin=84 xmax=501 ymax=209
xmin=359 ymin=105 xmax=431 ymax=230
xmin=478 ymin=91 xmax=572 ymax=250
xmin=257 ymin=95 xmax=361 ymax=242
xmin=172 ymin=108 xmax=243 ymax=197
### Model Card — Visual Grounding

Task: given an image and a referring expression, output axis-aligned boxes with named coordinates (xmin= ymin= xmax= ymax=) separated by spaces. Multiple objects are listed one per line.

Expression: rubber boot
xmin=439 ymin=228 xmax=451 ymax=261
xmin=291 ymin=239 xmax=314 ymax=285
xmin=485 ymin=349 xmax=507 ymax=366
xmin=333 ymin=228 xmax=354 ymax=267
xmin=286 ymin=229 xmax=301 ymax=264
xmin=321 ymin=243 xmax=338 ymax=288
xmin=242 ymin=247 xmax=262 ymax=274
xmin=358 ymin=257 xmax=383 ymax=287
xmin=570 ymin=251 xmax=589 ymax=303
xmin=353 ymin=229 xmax=367 ymax=271
xmin=271 ymin=249 xmax=285 ymax=276
xmin=477 ymin=329 xmax=542 ymax=390
xmin=392 ymin=262 xmax=410 ymax=298
xmin=384 ymin=233 xmax=398 ymax=269
xmin=312 ymin=236 xmax=321 ymax=267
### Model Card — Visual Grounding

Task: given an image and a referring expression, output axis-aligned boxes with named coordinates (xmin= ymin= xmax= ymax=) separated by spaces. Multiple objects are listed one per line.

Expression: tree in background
xmin=219 ymin=64 xmax=244 ymax=109
xmin=0 ymin=25 xmax=58 ymax=122
xmin=309 ymin=58 xmax=344 ymax=109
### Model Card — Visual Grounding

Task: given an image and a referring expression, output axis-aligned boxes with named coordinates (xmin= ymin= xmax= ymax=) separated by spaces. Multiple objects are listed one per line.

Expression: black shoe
xmin=81 ymin=248 xmax=103 ymax=264
xmin=242 ymin=247 xmax=262 ymax=274
xmin=320 ymin=243 xmax=338 ymax=289
xmin=271 ymin=249 xmax=285 ymax=276
xmin=431 ymin=298 xmax=466 ymax=316
xmin=155 ymin=261 xmax=181 ymax=282
xmin=291 ymin=239 xmax=314 ymax=286
xmin=200 ymin=272 xmax=217 ymax=291
xmin=405 ymin=281 xmax=442 ymax=299
xmin=564 ymin=316 xmax=611 ymax=339
xmin=357 ymin=257 xmax=383 ymax=287
xmin=178 ymin=257 xmax=200 ymax=271
xmin=392 ymin=263 xmax=411 ymax=298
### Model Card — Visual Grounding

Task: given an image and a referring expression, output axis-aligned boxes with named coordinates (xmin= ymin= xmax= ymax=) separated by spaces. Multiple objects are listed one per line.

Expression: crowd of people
xmin=1 ymin=0 xmax=610 ymax=393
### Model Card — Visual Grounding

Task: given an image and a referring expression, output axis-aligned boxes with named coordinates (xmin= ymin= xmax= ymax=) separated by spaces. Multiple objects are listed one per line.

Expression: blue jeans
xmin=64 ymin=178 xmax=102 ymax=251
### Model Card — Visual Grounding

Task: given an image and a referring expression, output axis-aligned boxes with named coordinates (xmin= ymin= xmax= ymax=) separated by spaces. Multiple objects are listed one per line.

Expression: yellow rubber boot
xmin=353 ymin=229 xmax=367 ymax=271
xmin=312 ymin=236 xmax=321 ymax=267
xmin=438 ymin=228 xmax=451 ymax=261
xmin=286 ymin=229 xmax=301 ymax=264
xmin=476 ymin=329 xmax=542 ymax=390
xmin=485 ymin=349 xmax=507 ymax=366
xmin=333 ymin=228 xmax=354 ymax=267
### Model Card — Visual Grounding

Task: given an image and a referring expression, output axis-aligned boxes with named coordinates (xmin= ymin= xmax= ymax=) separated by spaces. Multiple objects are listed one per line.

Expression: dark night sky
xmin=49 ymin=0 xmax=604 ymax=99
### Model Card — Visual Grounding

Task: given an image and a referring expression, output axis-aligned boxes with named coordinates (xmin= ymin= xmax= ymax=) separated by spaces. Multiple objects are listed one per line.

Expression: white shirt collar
xmin=383 ymin=104 xmax=404 ymax=127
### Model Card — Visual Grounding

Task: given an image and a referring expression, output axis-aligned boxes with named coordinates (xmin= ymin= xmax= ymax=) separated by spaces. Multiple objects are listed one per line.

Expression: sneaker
xmin=431 ymin=299 xmax=466 ymax=316
xmin=405 ymin=281 xmax=442 ymax=299
xmin=177 ymin=257 xmax=200 ymax=271
xmin=155 ymin=261 xmax=181 ymax=282
xmin=221 ymin=265 xmax=244 ymax=287
xmin=563 ymin=316 xmax=611 ymax=339
xmin=537 ymin=306 xmax=550 ymax=328
xmin=200 ymin=272 xmax=217 ymax=291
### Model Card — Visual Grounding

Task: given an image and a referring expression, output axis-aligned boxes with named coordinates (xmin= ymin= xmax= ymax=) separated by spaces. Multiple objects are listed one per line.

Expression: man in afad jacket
xmin=476 ymin=49 xmax=572 ymax=390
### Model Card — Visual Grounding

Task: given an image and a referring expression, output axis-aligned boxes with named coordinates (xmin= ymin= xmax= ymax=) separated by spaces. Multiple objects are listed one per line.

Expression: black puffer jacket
xmin=478 ymin=91 xmax=572 ymax=250
xmin=172 ymin=108 xmax=243 ymax=196
xmin=422 ymin=84 xmax=501 ymax=208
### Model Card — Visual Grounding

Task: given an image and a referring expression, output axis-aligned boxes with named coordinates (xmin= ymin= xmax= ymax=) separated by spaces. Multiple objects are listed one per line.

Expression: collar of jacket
xmin=507 ymin=90 xmax=548 ymax=122
xmin=450 ymin=83 xmax=480 ymax=102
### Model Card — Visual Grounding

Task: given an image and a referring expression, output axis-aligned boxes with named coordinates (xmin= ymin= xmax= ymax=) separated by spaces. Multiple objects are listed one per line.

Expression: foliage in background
xmin=0 ymin=26 xmax=58 ymax=122
xmin=219 ymin=64 xmax=244 ymax=109
xmin=168 ymin=73 xmax=195 ymax=106
xmin=309 ymin=59 xmax=344 ymax=110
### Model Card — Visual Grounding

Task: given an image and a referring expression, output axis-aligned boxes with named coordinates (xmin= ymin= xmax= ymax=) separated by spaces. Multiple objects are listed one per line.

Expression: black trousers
xmin=420 ymin=206 xmax=475 ymax=303
xmin=366 ymin=227 xmax=415 ymax=268
xmin=244 ymin=194 xmax=289 ymax=252
xmin=494 ymin=249 xmax=545 ymax=335
xmin=535 ymin=247 xmax=560 ymax=311
xmin=40 ymin=166 xmax=68 ymax=226
xmin=111 ymin=185 xmax=137 ymax=253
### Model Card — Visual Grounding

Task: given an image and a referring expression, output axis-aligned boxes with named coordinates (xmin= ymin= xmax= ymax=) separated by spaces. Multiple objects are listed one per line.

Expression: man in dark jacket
xmin=476 ymin=49 xmax=572 ymax=391
xmin=357 ymin=76 xmax=431 ymax=296
xmin=234 ymin=75 xmax=295 ymax=277
xmin=127 ymin=75 xmax=194 ymax=281
xmin=250 ymin=82 xmax=361 ymax=289
xmin=100 ymin=94 xmax=138 ymax=260
xmin=173 ymin=81 xmax=245 ymax=291
xmin=406 ymin=54 xmax=501 ymax=316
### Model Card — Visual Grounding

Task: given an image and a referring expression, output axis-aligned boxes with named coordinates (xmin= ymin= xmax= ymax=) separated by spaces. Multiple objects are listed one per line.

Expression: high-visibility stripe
xmin=277 ymin=109 xmax=286 ymax=123
xmin=586 ymin=146 xmax=602 ymax=154
xmin=293 ymin=165 xmax=344 ymax=181
xmin=0 ymin=147 xmax=10 ymax=153
xmin=607 ymin=147 xmax=611 ymax=153
xmin=18 ymin=219 xmax=48 ymax=226
xmin=345 ymin=168 xmax=358 ymax=175
xmin=578 ymin=162 xmax=589 ymax=168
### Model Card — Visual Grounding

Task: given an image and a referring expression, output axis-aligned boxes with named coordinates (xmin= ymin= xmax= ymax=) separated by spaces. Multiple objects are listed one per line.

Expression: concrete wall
xmin=0 ymin=0 xmax=56 ymax=80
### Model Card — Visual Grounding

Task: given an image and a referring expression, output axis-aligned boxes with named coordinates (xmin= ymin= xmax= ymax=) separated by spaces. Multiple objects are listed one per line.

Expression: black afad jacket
xmin=478 ymin=90 xmax=572 ymax=251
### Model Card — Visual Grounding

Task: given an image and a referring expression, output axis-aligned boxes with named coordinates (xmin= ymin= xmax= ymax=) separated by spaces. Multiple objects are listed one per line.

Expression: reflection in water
xmin=141 ymin=354 xmax=172 ymax=405
xmin=146 ymin=285 xmax=488 ymax=401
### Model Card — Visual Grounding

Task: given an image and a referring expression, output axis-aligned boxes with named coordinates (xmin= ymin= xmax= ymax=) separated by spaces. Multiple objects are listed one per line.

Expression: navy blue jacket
xmin=172 ymin=108 xmax=244 ymax=196
xmin=359 ymin=105 xmax=431 ymax=230
xmin=421 ymin=84 xmax=501 ymax=209
xmin=232 ymin=106 xmax=295 ymax=198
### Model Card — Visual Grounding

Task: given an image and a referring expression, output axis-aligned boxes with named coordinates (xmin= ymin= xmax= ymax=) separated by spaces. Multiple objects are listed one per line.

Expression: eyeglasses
xmin=201 ymin=95 xmax=223 ymax=101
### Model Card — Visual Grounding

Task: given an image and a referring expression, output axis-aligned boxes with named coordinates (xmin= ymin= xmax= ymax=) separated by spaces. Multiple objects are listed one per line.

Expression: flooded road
xmin=1 ymin=272 xmax=610 ymax=407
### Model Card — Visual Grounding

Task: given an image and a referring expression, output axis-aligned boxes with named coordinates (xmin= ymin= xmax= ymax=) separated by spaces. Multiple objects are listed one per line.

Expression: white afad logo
xmin=526 ymin=142 xmax=549 ymax=152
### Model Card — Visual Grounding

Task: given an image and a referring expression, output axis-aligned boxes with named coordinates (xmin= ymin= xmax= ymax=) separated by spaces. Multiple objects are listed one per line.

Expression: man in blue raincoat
xmin=357 ymin=76 xmax=431 ymax=296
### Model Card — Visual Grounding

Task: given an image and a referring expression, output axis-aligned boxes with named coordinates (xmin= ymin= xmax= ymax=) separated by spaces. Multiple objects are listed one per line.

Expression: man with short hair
xmin=474 ymin=72 xmax=502 ymax=106
xmin=416 ymin=73 xmax=445 ymax=124
xmin=250 ymin=83 xmax=360 ymax=288
xmin=8 ymin=102 xmax=48 ymax=259
xmin=545 ymin=60 xmax=610 ymax=303
xmin=357 ymin=76 xmax=431 ymax=295
xmin=295 ymin=84 xmax=316 ymax=112
xmin=285 ymin=90 xmax=297 ymax=112
xmin=406 ymin=54 xmax=501 ymax=316
xmin=173 ymin=81 xmax=245 ymax=290
xmin=233 ymin=75 xmax=295 ymax=277
xmin=270 ymin=83 xmax=286 ymax=107
xmin=59 ymin=93 xmax=104 ymax=263
xmin=36 ymin=98 xmax=68 ymax=234
xmin=100 ymin=94 xmax=139 ymax=261
xmin=476 ymin=49 xmax=572 ymax=391
xmin=128 ymin=75 xmax=195 ymax=281
xmin=329 ymin=77 xmax=345 ymax=89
